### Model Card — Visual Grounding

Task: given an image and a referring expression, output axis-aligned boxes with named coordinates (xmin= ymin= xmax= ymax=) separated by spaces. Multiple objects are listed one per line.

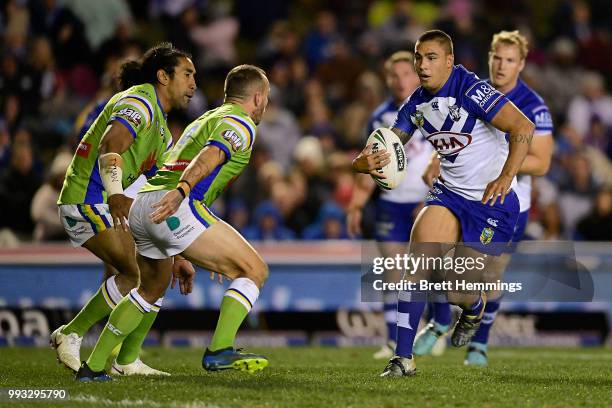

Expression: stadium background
xmin=0 ymin=0 xmax=611 ymax=349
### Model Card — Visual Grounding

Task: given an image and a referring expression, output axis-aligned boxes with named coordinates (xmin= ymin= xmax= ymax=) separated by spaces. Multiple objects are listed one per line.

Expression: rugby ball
xmin=365 ymin=127 xmax=407 ymax=190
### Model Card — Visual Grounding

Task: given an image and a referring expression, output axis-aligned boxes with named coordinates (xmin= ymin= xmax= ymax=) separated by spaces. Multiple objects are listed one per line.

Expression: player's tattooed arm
xmin=391 ymin=127 xmax=412 ymax=145
xmin=149 ymin=145 xmax=226 ymax=224
xmin=483 ymin=102 xmax=535 ymax=206
xmin=519 ymin=133 xmax=553 ymax=176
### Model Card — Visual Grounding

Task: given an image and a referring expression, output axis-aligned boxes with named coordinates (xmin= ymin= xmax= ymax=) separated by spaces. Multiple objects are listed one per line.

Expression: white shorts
xmin=129 ymin=190 xmax=219 ymax=259
xmin=58 ymin=204 xmax=114 ymax=247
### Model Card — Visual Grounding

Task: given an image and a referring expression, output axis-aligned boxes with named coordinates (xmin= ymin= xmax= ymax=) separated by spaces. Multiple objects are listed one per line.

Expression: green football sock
xmin=116 ymin=306 xmax=159 ymax=365
xmin=62 ymin=284 xmax=113 ymax=337
xmin=208 ymin=296 xmax=249 ymax=352
xmin=86 ymin=296 xmax=145 ymax=372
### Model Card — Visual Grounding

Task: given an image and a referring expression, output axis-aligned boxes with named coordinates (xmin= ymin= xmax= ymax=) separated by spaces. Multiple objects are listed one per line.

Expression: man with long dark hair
xmin=52 ymin=43 xmax=196 ymax=378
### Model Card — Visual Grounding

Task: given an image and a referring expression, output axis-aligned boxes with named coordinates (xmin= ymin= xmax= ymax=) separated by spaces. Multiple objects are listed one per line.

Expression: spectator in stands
xmin=558 ymin=153 xmax=599 ymax=237
xmin=31 ymin=150 xmax=72 ymax=241
xmin=302 ymin=202 xmax=349 ymax=240
xmin=242 ymin=201 xmax=296 ymax=241
xmin=0 ymin=132 xmax=41 ymax=239
xmin=257 ymin=85 xmax=301 ymax=172
xmin=575 ymin=189 xmax=612 ymax=241
xmin=304 ymin=10 xmax=339 ymax=70
xmin=566 ymin=72 xmax=612 ymax=141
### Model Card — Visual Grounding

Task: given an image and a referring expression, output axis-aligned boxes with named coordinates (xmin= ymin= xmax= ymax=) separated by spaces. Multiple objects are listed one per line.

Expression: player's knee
xmin=238 ymin=258 xmax=268 ymax=288
xmin=139 ymin=282 xmax=166 ymax=305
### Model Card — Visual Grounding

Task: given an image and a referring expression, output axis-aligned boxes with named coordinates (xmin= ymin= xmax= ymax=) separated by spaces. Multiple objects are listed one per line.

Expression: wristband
xmin=177 ymin=180 xmax=191 ymax=197
xmin=176 ymin=185 xmax=187 ymax=199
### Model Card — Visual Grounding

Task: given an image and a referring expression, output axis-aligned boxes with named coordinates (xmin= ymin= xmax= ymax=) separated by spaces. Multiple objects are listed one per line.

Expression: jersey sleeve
xmin=462 ymin=77 xmax=509 ymax=123
xmin=529 ymin=104 xmax=554 ymax=136
xmin=109 ymin=90 xmax=155 ymax=138
xmin=392 ymin=101 xmax=417 ymax=136
xmin=206 ymin=115 xmax=256 ymax=161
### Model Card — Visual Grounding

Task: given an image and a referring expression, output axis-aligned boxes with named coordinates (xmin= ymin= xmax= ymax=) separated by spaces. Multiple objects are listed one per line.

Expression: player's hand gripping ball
xmin=366 ymin=128 xmax=407 ymax=190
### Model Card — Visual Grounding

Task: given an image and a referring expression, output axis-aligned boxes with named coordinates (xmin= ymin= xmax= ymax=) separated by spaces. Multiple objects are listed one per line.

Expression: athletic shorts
xmin=58 ymin=204 xmax=114 ymax=247
xmin=128 ymin=190 xmax=219 ymax=259
xmin=374 ymin=199 xmax=420 ymax=242
xmin=505 ymin=210 xmax=529 ymax=253
xmin=424 ymin=182 xmax=520 ymax=256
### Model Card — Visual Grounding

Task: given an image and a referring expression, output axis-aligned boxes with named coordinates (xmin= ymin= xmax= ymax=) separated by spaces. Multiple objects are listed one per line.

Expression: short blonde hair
xmin=384 ymin=51 xmax=414 ymax=73
xmin=490 ymin=30 xmax=529 ymax=60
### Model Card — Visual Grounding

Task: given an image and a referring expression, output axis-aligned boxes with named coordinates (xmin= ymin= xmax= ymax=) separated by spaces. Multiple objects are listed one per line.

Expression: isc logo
xmin=426 ymin=131 xmax=472 ymax=156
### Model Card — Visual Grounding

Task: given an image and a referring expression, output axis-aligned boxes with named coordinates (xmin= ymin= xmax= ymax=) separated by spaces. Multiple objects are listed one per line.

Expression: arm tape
xmin=99 ymin=153 xmax=124 ymax=196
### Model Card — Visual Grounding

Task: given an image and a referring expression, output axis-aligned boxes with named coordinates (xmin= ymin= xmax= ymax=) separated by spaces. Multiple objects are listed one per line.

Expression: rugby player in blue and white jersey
xmin=353 ymin=30 xmax=535 ymax=377
xmin=416 ymin=30 xmax=554 ymax=366
xmin=346 ymin=51 xmax=433 ymax=359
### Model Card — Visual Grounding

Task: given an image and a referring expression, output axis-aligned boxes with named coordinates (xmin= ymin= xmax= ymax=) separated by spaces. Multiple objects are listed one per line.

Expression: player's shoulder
xmin=120 ymin=83 xmax=156 ymax=102
xmin=220 ymin=104 xmax=256 ymax=131
xmin=515 ymin=79 xmax=548 ymax=107
xmin=372 ymin=99 xmax=396 ymax=118
xmin=399 ymin=87 xmax=427 ymax=113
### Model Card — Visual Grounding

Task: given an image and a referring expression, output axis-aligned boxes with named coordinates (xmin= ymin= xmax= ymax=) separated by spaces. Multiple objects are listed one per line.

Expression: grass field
xmin=1 ymin=346 xmax=611 ymax=407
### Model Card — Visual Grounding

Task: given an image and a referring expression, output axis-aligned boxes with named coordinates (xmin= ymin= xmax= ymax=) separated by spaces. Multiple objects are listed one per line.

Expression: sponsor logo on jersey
xmin=413 ymin=111 xmax=424 ymax=127
xmin=162 ymin=160 xmax=191 ymax=171
xmin=393 ymin=142 xmax=405 ymax=171
xmin=449 ymin=104 xmax=462 ymax=121
xmin=222 ymin=129 xmax=243 ymax=151
xmin=117 ymin=108 xmax=142 ymax=127
xmin=432 ymin=101 xmax=439 ymax=111
xmin=426 ymin=131 xmax=472 ymax=156
xmin=65 ymin=217 xmax=78 ymax=227
xmin=76 ymin=141 xmax=91 ymax=158
xmin=466 ymin=82 xmax=502 ymax=113
xmin=166 ymin=216 xmax=181 ymax=231
xmin=534 ymin=110 xmax=553 ymax=129
xmin=480 ymin=227 xmax=494 ymax=245
xmin=486 ymin=218 xmax=499 ymax=227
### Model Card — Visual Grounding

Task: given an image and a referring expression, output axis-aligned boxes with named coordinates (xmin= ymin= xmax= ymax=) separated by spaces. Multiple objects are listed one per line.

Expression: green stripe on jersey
xmin=58 ymin=83 xmax=171 ymax=205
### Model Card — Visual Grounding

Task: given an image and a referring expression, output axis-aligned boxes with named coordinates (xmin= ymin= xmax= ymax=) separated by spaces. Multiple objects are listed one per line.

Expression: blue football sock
xmin=383 ymin=301 xmax=397 ymax=343
xmin=464 ymin=293 xmax=485 ymax=317
xmin=470 ymin=300 xmax=500 ymax=344
xmin=395 ymin=291 xmax=426 ymax=359
xmin=432 ymin=302 xmax=452 ymax=326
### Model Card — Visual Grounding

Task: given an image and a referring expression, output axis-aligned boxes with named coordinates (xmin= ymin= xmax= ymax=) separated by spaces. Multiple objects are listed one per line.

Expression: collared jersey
xmin=142 ymin=103 xmax=256 ymax=207
xmin=58 ymin=83 xmax=171 ymax=204
xmin=499 ymin=78 xmax=553 ymax=211
xmin=393 ymin=65 xmax=513 ymax=200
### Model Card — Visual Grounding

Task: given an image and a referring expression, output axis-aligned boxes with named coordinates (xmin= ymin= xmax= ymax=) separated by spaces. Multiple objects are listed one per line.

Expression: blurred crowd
xmin=0 ymin=0 xmax=611 ymax=245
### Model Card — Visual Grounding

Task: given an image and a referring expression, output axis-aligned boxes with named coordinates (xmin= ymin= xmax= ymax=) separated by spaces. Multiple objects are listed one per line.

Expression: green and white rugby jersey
xmin=142 ymin=103 xmax=256 ymax=207
xmin=58 ymin=83 xmax=172 ymax=205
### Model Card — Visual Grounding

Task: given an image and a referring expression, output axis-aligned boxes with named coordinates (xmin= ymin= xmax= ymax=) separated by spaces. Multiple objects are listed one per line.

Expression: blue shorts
xmin=375 ymin=199 xmax=420 ymax=242
xmin=505 ymin=210 xmax=529 ymax=253
xmin=424 ymin=182 xmax=520 ymax=256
